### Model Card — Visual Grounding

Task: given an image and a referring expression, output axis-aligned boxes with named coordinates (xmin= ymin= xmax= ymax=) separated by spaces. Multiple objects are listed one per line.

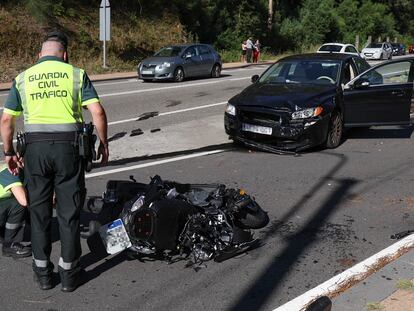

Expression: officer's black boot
xmin=33 ymin=262 xmax=54 ymax=290
xmin=59 ymin=264 xmax=81 ymax=292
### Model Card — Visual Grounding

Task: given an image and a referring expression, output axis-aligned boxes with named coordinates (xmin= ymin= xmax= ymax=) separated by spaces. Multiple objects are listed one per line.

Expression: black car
xmin=391 ymin=43 xmax=406 ymax=56
xmin=224 ymin=53 xmax=413 ymax=152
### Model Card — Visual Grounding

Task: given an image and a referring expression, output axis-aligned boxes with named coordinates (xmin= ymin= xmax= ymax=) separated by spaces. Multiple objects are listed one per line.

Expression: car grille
xmin=142 ymin=64 xmax=157 ymax=69
xmin=240 ymin=110 xmax=286 ymax=127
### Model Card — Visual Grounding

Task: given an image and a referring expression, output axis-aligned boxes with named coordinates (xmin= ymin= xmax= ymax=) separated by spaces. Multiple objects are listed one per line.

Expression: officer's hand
xmin=6 ymin=155 xmax=23 ymax=176
xmin=97 ymin=142 xmax=109 ymax=166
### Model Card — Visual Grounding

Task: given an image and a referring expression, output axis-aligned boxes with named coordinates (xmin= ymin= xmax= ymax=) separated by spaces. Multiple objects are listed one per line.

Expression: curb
xmin=272 ymin=234 xmax=414 ymax=311
xmin=0 ymin=61 xmax=274 ymax=92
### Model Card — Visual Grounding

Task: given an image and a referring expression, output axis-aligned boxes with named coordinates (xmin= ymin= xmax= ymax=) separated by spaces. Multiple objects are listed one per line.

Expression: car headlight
xmin=225 ymin=103 xmax=236 ymax=116
xmin=157 ymin=62 xmax=171 ymax=69
xmin=291 ymin=106 xmax=323 ymax=120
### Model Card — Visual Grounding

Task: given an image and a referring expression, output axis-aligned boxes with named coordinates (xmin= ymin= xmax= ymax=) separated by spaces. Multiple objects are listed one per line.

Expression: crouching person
xmin=0 ymin=163 xmax=31 ymax=258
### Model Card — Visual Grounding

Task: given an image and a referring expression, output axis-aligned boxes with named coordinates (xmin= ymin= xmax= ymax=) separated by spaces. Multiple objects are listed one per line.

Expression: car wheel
xmin=325 ymin=111 xmax=343 ymax=149
xmin=388 ymin=53 xmax=392 ymax=60
xmin=380 ymin=53 xmax=383 ymax=60
xmin=173 ymin=67 xmax=184 ymax=82
xmin=211 ymin=64 xmax=221 ymax=78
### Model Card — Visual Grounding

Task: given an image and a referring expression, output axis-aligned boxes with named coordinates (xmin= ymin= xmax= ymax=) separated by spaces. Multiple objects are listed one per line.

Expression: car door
xmin=182 ymin=46 xmax=203 ymax=77
xmin=198 ymin=45 xmax=214 ymax=75
xmin=343 ymin=60 xmax=413 ymax=126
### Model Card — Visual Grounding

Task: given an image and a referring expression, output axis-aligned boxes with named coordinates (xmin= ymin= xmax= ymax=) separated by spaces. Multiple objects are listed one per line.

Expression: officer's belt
xmin=25 ymin=131 xmax=78 ymax=143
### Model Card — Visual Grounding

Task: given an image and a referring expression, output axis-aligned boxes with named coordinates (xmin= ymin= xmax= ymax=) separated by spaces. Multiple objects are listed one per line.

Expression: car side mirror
xmin=184 ymin=54 xmax=192 ymax=59
xmin=353 ymin=78 xmax=370 ymax=89
xmin=251 ymin=75 xmax=259 ymax=83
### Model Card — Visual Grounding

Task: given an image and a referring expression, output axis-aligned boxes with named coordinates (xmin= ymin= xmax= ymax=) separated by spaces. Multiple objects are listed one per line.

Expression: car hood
xmin=229 ymin=83 xmax=338 ymax=111
xmin=362 ymin=48 xmax=382 ymax=53
xmin=141 ymin=56 xmax=179 ymax=65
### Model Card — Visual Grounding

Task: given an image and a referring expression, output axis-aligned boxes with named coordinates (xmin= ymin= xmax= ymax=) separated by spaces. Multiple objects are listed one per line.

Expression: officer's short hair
xmin=44 ymin=31 xmax=68 ymax=51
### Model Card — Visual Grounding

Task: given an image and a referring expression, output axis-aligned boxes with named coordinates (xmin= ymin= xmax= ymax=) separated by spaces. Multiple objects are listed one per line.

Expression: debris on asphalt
xmin=130 ymin=128 xmax=144 ymax=136
xmin=390 ymin=230 xmax=414 ymax=240
xmin=108 ymin=132 xmax=127 ymax=142
xmin=136 ymin=111 xmax=159 ymax=121
xmin=165 ymin=100 xmax=181 ymax=107
xmin=150 ymin=128 xmax=161 ymax=133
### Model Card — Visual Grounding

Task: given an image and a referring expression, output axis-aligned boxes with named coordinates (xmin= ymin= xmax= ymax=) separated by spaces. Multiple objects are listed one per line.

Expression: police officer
xmin=0 ymin=163 xmax=31 ymax=258
xmin=0 ymin=32 xmax=109 ymax=291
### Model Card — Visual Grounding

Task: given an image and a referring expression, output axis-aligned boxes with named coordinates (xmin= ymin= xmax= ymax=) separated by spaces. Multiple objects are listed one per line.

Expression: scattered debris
xmin=150 ymin=128 xmax=161 ymax=133
xmin=108 ymin=132 xmax=127 ymax=142
xmin=136 ymin=111 xmax=159 ymax=121
xmin=390 ymin=230 xmax=414 ymax=240
xmin=165 ymin=100 xmax=181 ymax=107
xmin=130 ymin=129 xmax=144 ymax=136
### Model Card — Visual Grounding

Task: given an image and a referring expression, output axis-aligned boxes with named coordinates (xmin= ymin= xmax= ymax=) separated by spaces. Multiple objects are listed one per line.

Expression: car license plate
xmin=99 ymin=219 xmax=132 ymax=255
xmin=141 ymin=70 xmax=153 ymax=75
xmin=242 ymin=123 xmax=272 ymax=135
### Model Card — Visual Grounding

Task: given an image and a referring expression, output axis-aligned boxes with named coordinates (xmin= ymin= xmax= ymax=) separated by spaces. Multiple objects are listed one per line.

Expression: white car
xmin=317 ymin=43 xmax=360 ymax=56
xmin=361 ymin=42 xmax=393 ymax=60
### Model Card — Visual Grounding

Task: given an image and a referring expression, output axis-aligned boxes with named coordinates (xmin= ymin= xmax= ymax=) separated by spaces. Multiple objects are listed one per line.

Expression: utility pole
xmin=268 ymin=0 xmax=273 ymax=31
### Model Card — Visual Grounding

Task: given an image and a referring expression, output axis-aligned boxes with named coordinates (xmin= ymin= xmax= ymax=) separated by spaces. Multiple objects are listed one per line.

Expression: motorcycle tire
xmin=235 ymin=208 xmax=269 ymax=229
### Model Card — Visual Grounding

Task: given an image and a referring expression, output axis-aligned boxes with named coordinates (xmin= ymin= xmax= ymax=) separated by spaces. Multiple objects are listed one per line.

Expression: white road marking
xmin=99 ymin=77 xmax=249 ymax=98
xmin=0 ymin=101 xmax=226 ymax=145
xmin=94 ymin=78 xmax=138 ymax=87
xmin=273 ymin=233 xmax=414 ymax=311
xmin=108 ymin=101 xmax=226 ymax=125
xmin=85 ymin=149 xmax=225 ymax=178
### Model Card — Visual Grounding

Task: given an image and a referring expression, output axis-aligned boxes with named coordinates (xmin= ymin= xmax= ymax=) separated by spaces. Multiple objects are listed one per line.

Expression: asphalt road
xmin=0 ymin=59 xmax=414 ymax=311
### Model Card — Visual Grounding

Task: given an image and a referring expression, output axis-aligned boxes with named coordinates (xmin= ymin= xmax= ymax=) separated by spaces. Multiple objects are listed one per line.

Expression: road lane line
xmin=108 ymin=101 xmax=226 ymax=125
xmin=85 ymin=149 xmax=226 ymax=178
xmin=93 ymin=66 xmax=267 ymax=87
xmin=273 ymin=233 xmax=414 ymax=310
xmin=99 ymin=77 xmax=249 ymax=98
xmin=94 ymin=79 xmax=138 ymax=87
xmin=0 ymin=101 xmax=227 ymax=145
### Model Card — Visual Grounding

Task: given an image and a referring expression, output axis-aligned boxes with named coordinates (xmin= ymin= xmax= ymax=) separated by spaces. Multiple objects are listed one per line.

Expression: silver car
xmin=138 ymin=44 xmax=222 ymax=82
xmin=361 ymin=42 xmax=393 ymax=60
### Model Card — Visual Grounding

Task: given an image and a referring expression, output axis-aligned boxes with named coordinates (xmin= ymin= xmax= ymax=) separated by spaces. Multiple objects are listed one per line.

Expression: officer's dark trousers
xmin=25 ymin=141 xmax=85 ymax=278
xmin=0 ymin=197 xmax=26 ymax=243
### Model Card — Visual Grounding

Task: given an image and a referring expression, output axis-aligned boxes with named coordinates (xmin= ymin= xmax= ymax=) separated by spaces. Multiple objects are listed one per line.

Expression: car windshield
xmin=319 ymin=45 xmax=342 ymax=52
xmin=367 ymin=43 xmax=383 ymax=49
xmin=259 ymin=60 xmax=341 ymax=85
xmin=154 ymin=46 xmax=183 ymax=57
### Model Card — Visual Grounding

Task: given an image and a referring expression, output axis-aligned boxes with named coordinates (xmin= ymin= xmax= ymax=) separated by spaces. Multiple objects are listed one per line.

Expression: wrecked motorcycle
xmin=85 ymin=175 xmax=269 ymax=265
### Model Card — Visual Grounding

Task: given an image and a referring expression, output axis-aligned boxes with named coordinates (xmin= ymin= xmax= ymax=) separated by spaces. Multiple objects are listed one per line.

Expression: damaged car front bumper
xmin=224 ymin=109 xmax=330 ymax=152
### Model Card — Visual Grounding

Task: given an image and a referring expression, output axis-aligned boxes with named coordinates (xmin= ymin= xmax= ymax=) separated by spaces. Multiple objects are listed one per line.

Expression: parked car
xmin=361 ymin=42 xmax=393 ymax=60
xmin=391 ymin=43 xmax=406 ymax=56
xmin=409 ymin=44 xmax=414 ymax=54
xmin=317 ymin=43 xmax=360 ymax=57
xmin=224 ymin=53 xmax=413 ymax=152
xmin=138 ymin=44 xmax=222 ymax=82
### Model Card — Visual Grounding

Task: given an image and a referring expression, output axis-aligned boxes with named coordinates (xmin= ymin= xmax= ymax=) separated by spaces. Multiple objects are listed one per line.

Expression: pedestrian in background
xmin=246 ymin=37 xmax=254 ymax=63
xmin=253 ymin=39 xmax=261 ymax=63
xmin=241 ymin=41 xmax=247 ymax=62
xmin=0 ymin=31 xmax=109 ymax=292
xmin=0 ymin=163 xmax=31 ymax=258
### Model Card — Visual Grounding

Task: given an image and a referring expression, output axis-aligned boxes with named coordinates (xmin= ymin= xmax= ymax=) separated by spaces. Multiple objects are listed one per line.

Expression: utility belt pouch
xmin=16 ymin=131 xmax=27 ymax=157
xmin=79 ymin=122 xmax=97 ymax=172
